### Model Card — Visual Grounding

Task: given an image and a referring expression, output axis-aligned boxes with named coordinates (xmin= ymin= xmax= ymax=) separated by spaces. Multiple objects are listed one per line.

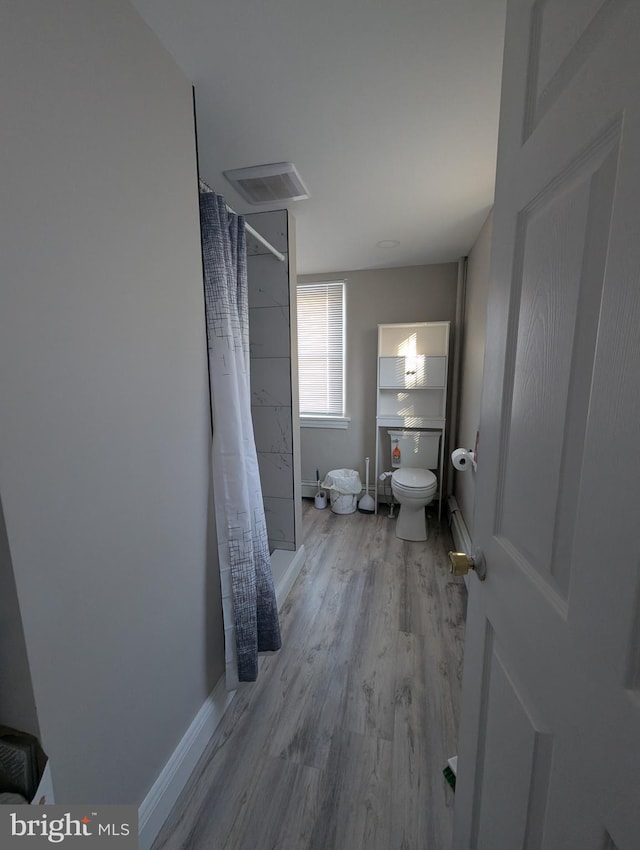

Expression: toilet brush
xmin=314 ymin=469 xmax=327 ymax=509
xmin=358 ymin=458 xmax=375 ymax=514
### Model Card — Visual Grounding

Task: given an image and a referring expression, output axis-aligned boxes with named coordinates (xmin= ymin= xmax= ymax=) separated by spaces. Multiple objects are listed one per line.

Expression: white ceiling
xmin=132 ymin=0 xmax=506 ymax=275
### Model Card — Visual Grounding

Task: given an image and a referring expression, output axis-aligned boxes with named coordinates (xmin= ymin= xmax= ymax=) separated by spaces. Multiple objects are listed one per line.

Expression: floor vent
xmin=223 ymin=162 xmax=309 ymax=205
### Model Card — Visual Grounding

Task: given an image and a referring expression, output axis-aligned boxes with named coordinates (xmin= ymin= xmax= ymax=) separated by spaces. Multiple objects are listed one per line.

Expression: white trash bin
xmin=321 ymin=469 xmax=362 ymax=515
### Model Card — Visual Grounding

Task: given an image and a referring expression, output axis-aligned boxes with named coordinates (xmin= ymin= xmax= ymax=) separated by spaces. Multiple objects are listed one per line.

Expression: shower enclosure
xmin=245 ymin=209 xmax=304 ymax=602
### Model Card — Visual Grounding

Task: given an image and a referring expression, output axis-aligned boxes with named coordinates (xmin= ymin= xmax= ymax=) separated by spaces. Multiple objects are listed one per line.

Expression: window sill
xmin=300 ymin=416 xmax=351 ymax=430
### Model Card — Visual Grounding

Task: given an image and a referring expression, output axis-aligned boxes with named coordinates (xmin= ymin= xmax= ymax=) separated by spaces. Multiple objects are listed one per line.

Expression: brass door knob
xmin=447 ymin=550 xmax=486 ymax=581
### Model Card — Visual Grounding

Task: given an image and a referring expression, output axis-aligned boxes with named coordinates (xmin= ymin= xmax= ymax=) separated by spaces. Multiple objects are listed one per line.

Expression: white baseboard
xmin=138 ymin=677 xmax=236 ymax=850
xmin=302 ymin=479 xmax=371 ymax=500
xmin=447 ymin=496 xmax=473 ymax=590
xmin=447 ymin=496 xmax=472 ymax=554
xmin=301 ymin=479 xmax=320 ymax=498
xmin=138 ymin=546 xmax=306 ymax=849
xmin=272 ymin=545 xmax=306 ymax=609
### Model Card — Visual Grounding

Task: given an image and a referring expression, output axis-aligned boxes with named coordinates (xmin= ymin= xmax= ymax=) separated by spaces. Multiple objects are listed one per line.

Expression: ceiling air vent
xmin=223 ymin=162 xmax=309 ymax=205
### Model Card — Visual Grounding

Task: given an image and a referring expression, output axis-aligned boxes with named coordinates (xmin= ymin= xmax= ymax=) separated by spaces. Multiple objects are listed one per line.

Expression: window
xmin=297 ymin=280 xmax=347 ymax=426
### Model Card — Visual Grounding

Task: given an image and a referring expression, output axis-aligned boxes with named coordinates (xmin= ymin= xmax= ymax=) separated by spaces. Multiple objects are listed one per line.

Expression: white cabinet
xmin=378 ymin=355 xmax=446 ymax=388
xmin=375 ymin=321 xmax=450 ymax=517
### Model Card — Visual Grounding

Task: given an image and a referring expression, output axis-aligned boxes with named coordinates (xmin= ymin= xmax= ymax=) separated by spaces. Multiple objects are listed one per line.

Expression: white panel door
xmin=454 ymin=1 xmax=640 ymax=848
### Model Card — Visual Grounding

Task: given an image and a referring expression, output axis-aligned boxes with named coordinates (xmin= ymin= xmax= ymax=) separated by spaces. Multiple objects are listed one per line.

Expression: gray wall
xmin=298 ymin=264 xmax=458 ymax=487
xmin=454 ymin=211 xmax=493 ymax=536
xmin=0 ymin=0 xmax=223 ymax=804
xmin=247 ymin=211 xmax=301 ymax=552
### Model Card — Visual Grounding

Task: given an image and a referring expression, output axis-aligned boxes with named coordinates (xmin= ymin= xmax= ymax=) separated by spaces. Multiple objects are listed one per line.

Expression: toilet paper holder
xmin=451 ymin=447 xmax=477 ymax=471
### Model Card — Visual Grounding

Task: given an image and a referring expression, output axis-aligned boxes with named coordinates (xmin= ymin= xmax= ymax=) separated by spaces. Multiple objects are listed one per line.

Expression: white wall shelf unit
xmin=375 ymin=321 xmax=450 ymax=519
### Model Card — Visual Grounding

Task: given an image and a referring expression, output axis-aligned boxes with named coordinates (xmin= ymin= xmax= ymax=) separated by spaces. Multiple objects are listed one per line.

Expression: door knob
xmin=448 ymin=550 xmax=486 ymax=581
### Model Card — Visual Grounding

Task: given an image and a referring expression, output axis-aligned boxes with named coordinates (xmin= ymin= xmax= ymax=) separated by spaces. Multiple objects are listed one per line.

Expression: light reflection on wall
xmin=397 ymin=332 xmax=417 ymax=358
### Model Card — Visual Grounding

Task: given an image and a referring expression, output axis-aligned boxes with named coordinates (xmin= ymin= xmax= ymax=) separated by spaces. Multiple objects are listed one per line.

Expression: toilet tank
xmin=389 ymin=429 xmax=440 ymax=469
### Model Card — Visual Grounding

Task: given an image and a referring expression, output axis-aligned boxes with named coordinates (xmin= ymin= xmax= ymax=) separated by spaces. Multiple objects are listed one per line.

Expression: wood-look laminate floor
xmin=152 ymin=500 xmax=467 ymax=850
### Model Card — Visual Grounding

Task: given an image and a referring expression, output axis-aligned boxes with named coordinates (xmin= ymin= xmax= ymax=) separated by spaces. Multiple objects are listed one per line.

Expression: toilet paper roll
xmin=451 ymin=448 xmax=474 ymax=471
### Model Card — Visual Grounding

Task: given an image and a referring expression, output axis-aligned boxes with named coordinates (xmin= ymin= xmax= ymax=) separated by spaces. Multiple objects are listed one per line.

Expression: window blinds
xmin=297 ymin=281 xmax=345 ymax=416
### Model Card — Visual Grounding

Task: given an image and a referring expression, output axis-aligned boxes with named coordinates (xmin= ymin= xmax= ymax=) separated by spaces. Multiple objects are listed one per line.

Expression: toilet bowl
xmin=391 ymin=467 xmax=437 ymax=541
xmin=388 ymin=429 xmax=441 ymax=541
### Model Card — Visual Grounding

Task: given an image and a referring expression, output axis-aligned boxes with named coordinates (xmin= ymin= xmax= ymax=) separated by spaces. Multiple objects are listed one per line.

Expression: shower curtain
xmin=199 ymin=190 xmax=281 ymax=688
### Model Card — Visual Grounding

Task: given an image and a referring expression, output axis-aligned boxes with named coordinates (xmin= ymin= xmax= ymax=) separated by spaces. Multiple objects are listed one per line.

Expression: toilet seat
xmin=391 ymin=467 xmax=437 ymax=495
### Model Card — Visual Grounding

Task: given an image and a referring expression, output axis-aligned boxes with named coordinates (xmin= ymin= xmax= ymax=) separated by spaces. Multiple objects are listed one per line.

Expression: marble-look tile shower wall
xmin=247 ymin=210 xmax=296 ymax=552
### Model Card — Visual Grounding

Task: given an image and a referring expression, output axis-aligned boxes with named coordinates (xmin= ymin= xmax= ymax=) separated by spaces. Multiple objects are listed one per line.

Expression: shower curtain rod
xmin=198 ymin=179 xmax=286 ymax=263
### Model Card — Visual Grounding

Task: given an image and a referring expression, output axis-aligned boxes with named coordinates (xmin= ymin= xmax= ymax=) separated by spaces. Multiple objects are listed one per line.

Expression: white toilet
xmin=389 ymin=430 xmax=440 ymax=541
